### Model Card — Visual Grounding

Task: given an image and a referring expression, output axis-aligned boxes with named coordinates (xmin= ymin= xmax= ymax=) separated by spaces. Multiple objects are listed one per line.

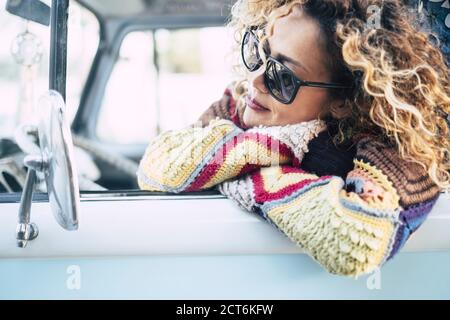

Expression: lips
xmin=246 ymin=96 xmax=270 ymax=112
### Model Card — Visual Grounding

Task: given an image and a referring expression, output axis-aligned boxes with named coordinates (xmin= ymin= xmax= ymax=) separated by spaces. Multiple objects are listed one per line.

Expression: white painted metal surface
xmin=0 ymin=192 xmax=449 ymax=258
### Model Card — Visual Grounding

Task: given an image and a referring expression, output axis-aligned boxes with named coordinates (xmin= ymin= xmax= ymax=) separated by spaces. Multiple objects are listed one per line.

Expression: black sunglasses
xmin=241 ymin=27 xmax=351 ymax=104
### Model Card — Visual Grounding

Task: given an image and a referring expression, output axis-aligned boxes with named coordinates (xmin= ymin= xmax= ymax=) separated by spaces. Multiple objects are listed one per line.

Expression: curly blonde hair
xmin=226 ymin=0 xmax=450 ymax=190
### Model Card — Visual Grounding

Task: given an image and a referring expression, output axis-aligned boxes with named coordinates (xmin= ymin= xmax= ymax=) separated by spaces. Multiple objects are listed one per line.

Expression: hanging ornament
xmin=10 ymin=24 xmax=43 ymax=68
xmin=10 ymin=21 xmax=43 ymax=127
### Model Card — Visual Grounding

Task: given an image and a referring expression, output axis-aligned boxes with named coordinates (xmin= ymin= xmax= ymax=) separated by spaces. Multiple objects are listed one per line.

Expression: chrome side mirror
xmin=15 ymin=90 xmax=80 ymax=248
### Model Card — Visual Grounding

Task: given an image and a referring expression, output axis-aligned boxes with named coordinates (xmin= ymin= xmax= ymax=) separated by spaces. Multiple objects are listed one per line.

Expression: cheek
xmin=274 ymin=90 xmax=330 ymax=123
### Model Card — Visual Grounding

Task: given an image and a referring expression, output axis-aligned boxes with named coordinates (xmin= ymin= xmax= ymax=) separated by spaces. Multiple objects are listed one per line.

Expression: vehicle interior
xmin=0 ymin=0 xmax=234 ymax=196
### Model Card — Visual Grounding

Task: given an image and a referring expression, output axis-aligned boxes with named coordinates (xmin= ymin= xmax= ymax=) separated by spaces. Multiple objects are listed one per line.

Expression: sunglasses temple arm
xmin=303 ymin=81 xmax=351 ymax=89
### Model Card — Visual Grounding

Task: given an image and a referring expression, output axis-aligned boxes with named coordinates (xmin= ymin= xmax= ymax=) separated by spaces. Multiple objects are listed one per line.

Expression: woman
xmin=138 ymin=0 xmax=449 ymax=277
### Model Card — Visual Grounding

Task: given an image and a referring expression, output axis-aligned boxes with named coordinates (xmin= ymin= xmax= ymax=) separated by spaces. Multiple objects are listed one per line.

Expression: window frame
xmin=0 ymin=1 xmax=229 ymax=201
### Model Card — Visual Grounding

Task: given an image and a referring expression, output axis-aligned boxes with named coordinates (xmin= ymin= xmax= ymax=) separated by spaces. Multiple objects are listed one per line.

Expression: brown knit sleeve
xmin=196 ymin=85 xmax=246 ymax=129
xmin=350 ymin=135 xmax=441 ymax=208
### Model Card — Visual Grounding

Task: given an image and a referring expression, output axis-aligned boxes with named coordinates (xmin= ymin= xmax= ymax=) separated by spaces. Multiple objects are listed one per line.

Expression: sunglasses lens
xmin=242 ymin=30 xmax=300 ymax=104
xmin=265 ymin=60 xmax=297 ymax=103
xmin=242 ymin=31 xmax=262 ymax=71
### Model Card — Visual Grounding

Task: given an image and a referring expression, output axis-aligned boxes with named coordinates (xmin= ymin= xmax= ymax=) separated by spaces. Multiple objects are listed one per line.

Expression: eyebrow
xmin=264 ymin=39 xmax=310 ymax=74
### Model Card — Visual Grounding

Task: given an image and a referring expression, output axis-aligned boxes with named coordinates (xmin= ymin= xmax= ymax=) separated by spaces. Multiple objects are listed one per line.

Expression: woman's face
xmin=243 ymin=7 xmax=341 ymax=128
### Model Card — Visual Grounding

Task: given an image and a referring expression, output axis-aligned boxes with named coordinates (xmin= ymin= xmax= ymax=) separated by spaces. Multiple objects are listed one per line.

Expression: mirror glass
xmin=37 ymin=90 xmax=79 ymax=230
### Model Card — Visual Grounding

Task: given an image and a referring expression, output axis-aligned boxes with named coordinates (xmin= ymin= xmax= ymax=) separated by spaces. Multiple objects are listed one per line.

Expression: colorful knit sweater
xmin=137 ymin=87 xmax=442 ymax=277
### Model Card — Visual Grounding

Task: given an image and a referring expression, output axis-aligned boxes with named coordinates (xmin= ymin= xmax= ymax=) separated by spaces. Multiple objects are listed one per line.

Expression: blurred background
xmin=0 ymin=0 xmax=235 ymax=144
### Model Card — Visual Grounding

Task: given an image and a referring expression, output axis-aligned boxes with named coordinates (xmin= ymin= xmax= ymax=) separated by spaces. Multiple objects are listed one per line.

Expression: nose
xmin=249 ymin=66 xmax=269 ymax=95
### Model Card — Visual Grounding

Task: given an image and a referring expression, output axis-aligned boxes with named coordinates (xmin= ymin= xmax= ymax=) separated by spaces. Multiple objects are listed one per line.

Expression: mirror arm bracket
xmin=16 ymin=144 xmax=49 ymax=248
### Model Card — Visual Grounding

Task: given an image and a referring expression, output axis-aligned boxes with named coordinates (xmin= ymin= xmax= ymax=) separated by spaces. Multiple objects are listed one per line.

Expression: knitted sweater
xmin=137 ymin=87 xmax=441 ymax=277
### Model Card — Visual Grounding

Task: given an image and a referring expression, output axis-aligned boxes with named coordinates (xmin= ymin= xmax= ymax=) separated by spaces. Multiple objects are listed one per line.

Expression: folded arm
xmin=219 ymin=135 xmax=441 ymax=276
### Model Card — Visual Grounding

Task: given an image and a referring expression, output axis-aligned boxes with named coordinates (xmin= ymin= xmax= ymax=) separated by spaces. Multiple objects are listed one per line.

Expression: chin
xmin=243 ymin=107 xmax=272 ymax=128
